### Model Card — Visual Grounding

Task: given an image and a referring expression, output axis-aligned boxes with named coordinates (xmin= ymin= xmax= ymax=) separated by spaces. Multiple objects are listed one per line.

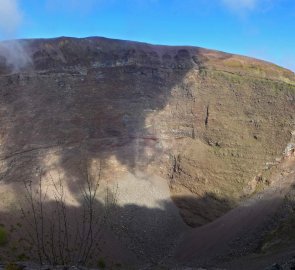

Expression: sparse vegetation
xmin=97 ymin=257 xmax=106 ymax=269
xmin=4 ymin=263 xmax=22 ymax=270
xmin=0 ymin=225 xmax=8 ymax=246
xmin=17 ymin=162 xmax=116 ymax=266
xmin=17 ymin=252 xmax=29 ymax=261
xmin=260 ymin=188 xmax=295 ymax=253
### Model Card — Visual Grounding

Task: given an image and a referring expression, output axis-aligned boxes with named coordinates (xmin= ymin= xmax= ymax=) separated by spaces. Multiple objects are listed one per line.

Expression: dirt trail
xmin=175 ymin=158 xmax=295 ymax=267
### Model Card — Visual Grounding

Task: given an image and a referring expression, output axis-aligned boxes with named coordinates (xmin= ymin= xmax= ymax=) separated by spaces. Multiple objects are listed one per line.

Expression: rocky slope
xmin=0 ymin=37 xmax=294 ymax=267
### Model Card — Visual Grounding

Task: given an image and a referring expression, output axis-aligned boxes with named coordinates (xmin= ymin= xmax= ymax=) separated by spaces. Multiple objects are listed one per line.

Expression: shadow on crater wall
xmin=0 ymin=190 xmax=232 ymax=267
xmin=0 ymin=36 xmax=202 ymax=267
xmin=0 ymin=37 xmax=199 ymax=194
xmin=0 ymin=188 xmax=293 ymax=269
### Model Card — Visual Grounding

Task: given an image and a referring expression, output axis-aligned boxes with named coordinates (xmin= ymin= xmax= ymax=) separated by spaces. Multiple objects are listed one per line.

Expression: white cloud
xmin=222 ymin=0 xmax=258 ymax=11
xmin=0 ymin=0 xmax=23 ymax=36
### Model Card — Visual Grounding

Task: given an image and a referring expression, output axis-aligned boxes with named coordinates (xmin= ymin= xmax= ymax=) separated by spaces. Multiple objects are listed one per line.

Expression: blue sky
xmin=0 ymin=0 xmax=294 ymax=71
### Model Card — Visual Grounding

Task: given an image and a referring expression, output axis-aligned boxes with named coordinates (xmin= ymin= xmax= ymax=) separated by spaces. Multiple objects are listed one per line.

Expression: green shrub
xmin=5 ymin=263 xmax=22 ymax=270
xmin=97 ymin=258 xmax=106 ymax=269
xmin=17 ymin=253 xmax=29 ymax=261
xmin=0 ymin=225 xmax=8 ymax=246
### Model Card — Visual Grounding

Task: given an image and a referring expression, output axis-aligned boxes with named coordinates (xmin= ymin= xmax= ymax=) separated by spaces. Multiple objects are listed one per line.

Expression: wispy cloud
xmin=221 ymin=0 xmax=276 ymax=15
xmin=0 ymin=0 xmax=23 ymax=36
xmin=222 ymin=0 xmax=258 ymax=11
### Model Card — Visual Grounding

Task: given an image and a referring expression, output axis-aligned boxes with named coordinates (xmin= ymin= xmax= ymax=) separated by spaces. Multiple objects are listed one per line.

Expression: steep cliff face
xmin=0 ymin=37 xmax=294 ymax=228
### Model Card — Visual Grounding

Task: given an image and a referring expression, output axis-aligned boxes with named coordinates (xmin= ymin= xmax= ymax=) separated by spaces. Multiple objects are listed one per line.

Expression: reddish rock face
xmin=0 ymin=36 xmax=294 ymax=228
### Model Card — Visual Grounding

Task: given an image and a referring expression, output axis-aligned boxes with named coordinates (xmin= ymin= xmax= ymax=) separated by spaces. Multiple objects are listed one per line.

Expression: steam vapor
xmin=0 ymin=40 xmax=32 ymax=72
xmin=0 ymin=0 xmax=32 ymax=73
